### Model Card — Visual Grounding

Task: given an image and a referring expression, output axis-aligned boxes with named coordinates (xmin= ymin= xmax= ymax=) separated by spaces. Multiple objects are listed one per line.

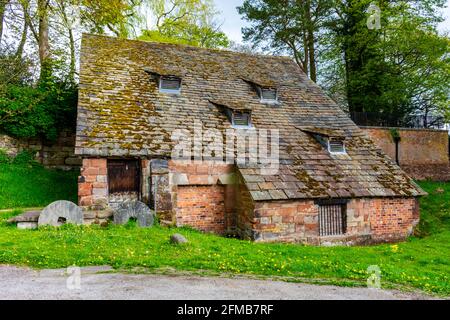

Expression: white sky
xmin=214 ymin=0 xmax=450 ymax=43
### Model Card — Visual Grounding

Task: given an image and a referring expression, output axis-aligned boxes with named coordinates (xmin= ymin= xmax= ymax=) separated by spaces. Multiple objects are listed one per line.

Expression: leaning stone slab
xmin=38 ymin=201 xmax=83 ymax=227
xmin=113 ymin=201 xmax=155 ymax=227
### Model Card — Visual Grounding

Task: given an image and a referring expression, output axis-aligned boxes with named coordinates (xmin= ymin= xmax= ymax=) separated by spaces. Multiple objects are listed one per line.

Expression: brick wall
xmin=362 ymin=127 xmax=449 ymax=166
xmin=0 ymin=130 xmax=81 ymax=169
xmin=169 ymin=160 xmax=235 ymax=234
xmin=246 ymin=197 xmax=418 ymax=244
xmin=78 ymin=159 xmax=108 ymax=207
xmin=362 ymin=127 xmax=449 ymax=181
xmin=176 ymin=185 xmax=226 ymax=233
xmin=368 ymin=197 xmax=419 ymax=242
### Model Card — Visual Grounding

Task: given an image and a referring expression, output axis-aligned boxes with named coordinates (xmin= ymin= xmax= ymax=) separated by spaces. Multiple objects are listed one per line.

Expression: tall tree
xmin=0 ymin=0 xmax=9 ymax=44
xmin=238 ymin=0 xmax=332 ymax=82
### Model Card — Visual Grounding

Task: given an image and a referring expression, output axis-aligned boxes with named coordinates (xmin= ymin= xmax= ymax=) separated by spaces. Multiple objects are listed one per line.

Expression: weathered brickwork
xmin=169 ymin=160 xmax=235 ymax=234
xmin=78 ymin=158 xmax=108 ymax=207
xmin=368 ymin=198 xmax=419 ymax=241
xmin=176 ymin=185 xmax=226 ymax=234
xmin=247 ymin=197 xmax=418 ymax=244
xmin=362 ymin=127 xmax=449 ymax=180
xmin=362 ymin=127 xmax=449 ymax=166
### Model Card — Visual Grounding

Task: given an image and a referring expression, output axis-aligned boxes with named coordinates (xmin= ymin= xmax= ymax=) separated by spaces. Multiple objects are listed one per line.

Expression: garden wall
xmin=0 ymin=130 xmax=81 ymax=169
xmin=362 ymin=127 xmax=449 ymax=181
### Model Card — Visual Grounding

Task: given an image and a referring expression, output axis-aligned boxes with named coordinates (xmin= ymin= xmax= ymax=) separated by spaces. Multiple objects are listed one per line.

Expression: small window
xmin=318 ymin=201 xmax=347 ymax=236
xmin=328 ymin=139 xmax=346 ymax=154
xmin=232 ymin=111 xmax=251 ymax=128
xmin=159 ymin=76 xmax=181 ymax=94
xmin=259 ymin=87 xmax=278 ymax=103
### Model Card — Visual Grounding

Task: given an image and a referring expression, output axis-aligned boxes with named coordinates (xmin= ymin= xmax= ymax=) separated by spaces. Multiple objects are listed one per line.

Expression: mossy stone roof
xmin=75 ymin=33 xmax=425 ymax=200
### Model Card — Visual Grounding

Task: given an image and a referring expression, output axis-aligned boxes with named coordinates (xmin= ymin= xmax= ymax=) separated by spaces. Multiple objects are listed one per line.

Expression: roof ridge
xmin=81 ymin=33 xmax=295 ymax=63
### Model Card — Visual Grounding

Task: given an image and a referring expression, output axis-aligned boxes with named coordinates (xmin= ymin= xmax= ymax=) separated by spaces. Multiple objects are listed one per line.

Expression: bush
xmin=12 ymin=150 xmax=39 ymax=166
xmin=0 ymin=149 xmax=12 ymax=164
xmin=0 ymin=83 xmax=77 ymax=140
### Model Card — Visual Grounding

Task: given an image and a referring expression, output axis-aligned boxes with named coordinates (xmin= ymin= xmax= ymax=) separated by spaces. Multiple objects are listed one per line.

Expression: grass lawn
xmin=0 ymin=164 xmax=79 ymax=209
xmin=0 ymin=164 xmax=448 ymax=296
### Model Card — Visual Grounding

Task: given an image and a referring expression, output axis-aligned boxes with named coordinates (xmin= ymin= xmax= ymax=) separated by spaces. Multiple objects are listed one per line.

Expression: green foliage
xmin=415 ymin=181 xmax=450 ymax=236
xmin=0 ymin=149 xmax=11 ymax=164
xmin=389 ymin=128 xmax=401 ymax=142
xmin=138 ymin=0 xmax=229 ymax=49
xmin=238 ymin=0 xmax=449 ymax=119
xmin=11 ymin=150 xmax=38 ymax=166
xmin=0 ymin=81 xmax=77 ymax=140
xmin=0 ymin=164 xmax=79 ymax=209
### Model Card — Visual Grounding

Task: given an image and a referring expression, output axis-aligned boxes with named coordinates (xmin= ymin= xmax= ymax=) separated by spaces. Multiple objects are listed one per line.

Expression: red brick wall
xmin=368 ymin=197 xmax=419 ymax=241
xmin=78 ymin=158 xmax=108 ymax=207
xmin=362 ymin=127 xmax=449 ymax=166
xmin=169 ymin=160 xmax=235 ymax=234
xmin=248 ymin=197 xmax=419 ymax=244
xmin=176 ymin=185 xmax=226 ymax=233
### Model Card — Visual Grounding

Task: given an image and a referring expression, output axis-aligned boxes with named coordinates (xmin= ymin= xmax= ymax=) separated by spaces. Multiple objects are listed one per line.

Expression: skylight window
xmin=232 ymin=111 xmax=252 ymax=128
xmin=328 ymin=139 xmax=346 ymax=154
xmin=259 ymin=87 xmax=278 ymax=103
xmin=159 ymin=76 xmax=181 ymax=94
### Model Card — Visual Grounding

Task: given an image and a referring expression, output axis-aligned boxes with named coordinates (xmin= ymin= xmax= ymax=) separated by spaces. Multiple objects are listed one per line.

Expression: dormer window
xmin=259 ymin=87 xmax=278 ymax=104
xmin=232 ymin=111 xmax=252 ymax=128
xmin=159 ymin=76 xmax=181 ymax=94
xmin=328 ymin=139 xmax=346 ymax=154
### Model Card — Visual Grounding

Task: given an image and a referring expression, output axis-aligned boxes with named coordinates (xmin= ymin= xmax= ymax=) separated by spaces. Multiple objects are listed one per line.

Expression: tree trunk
xmin=304 ymin=0 xmax=317 ymax=82
xmin=0 ymin=0 xmax=9 ymax=44
xmin=16 ymin=15 xmax=28 ymax=58
xmin=38 ymin=0 xmax=51 ymax=81
xmin=68 ymin=26 xmax=76 ymax=83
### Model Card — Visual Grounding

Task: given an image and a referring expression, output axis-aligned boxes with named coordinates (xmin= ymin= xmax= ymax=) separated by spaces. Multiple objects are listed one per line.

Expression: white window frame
xmin=258 ymin=87 xmax=279 ymax=104
xmin=159 ymin=76 xmax=182 ymax=95
xmin=327 ymin=139 xmax=347 ymax=155
xmin=231 ymin=111 xmax=253 ymax=129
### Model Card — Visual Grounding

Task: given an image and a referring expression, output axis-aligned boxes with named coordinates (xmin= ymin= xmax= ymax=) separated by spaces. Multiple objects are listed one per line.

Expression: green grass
xmin=0 ymin=164 xmax=79 ymax=209
xmin=0 ymin=167 xmax=449 ymax=296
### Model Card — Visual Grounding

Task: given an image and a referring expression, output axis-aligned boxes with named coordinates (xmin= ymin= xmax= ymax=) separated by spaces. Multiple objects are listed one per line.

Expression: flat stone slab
xmin=17 ymin=222 xmax=38 ymax=230
xmin=38 ymin=201 xmax=83 ymax=227
xmin=7 ymin=211 xmax=41 ymax=223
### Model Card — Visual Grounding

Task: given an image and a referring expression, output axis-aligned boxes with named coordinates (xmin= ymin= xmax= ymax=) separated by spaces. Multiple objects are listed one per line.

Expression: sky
xmin=214 ymin=0 xmax=450 ymax=44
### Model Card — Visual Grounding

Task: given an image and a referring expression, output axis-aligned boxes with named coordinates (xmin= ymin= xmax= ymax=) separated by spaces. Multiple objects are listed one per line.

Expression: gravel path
xmin=0 ymin=265 xmax=434 ymax=300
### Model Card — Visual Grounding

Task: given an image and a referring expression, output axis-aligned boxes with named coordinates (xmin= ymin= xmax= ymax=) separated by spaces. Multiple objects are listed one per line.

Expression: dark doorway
xmin=107 ymin=159 xmax=140 ymax=195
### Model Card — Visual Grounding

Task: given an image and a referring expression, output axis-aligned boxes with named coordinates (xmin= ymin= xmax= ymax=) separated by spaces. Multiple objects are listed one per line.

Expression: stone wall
xmin=0 ymin=130 xmax=81 ymax=169
xmin=362 ymin=127 xmax=449 ymax=180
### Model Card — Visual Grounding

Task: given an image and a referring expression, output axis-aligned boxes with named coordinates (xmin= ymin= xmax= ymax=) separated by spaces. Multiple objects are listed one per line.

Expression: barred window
xmin=318 ymin=200 xmax=347 ymax=236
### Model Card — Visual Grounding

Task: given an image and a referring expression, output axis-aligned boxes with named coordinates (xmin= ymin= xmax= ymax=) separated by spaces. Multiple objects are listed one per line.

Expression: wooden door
xmin=107 ymin=159 xmax=140 ymax=195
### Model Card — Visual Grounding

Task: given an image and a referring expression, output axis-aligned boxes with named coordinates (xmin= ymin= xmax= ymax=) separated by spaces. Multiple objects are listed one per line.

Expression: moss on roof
xmin=75 ymin=33 xmax=425 ymax=200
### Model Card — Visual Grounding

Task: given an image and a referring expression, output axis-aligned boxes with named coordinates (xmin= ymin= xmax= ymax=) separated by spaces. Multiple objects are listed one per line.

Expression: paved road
xmin=0 ymin=265 xmax=433 ymax=300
